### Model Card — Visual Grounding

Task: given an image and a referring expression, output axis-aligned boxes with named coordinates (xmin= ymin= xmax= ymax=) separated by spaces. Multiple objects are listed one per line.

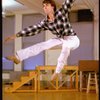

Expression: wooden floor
xmin=3 ymin=91 xmax=99 ymax=100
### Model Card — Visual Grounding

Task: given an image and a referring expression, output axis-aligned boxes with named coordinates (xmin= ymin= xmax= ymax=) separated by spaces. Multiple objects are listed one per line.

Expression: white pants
xmin=16 ymin=36 xmax=80 ymax=73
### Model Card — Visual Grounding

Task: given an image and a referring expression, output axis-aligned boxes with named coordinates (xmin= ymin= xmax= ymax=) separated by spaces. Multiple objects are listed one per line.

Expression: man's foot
xmin=51 ymin=72 xmax=58 ymax=81
xmin=6 ymin=55 xmax=20 ymax=64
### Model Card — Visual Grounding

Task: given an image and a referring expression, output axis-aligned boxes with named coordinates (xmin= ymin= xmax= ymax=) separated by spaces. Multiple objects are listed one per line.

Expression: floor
xmin=3 ymin=91 xmax=99 ymax=100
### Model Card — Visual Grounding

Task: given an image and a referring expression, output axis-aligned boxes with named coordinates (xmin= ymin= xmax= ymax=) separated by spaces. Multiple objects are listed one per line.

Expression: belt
xmin=57 ymin=33 xmax=76 ymax=38
xmin=65 ymin=33 xmax=76 ymax=36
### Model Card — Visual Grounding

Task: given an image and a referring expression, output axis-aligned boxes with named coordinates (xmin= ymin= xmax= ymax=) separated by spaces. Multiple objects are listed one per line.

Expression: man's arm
xmin=4 ymin=19 xmax=47 ymax=43
xmin=16 ymin=19 xmax=47 ymax=37
xmin=62 ymin=0 xmax=76 ymax=12
xmin=64 ymin=0 xmax=76 ymax=6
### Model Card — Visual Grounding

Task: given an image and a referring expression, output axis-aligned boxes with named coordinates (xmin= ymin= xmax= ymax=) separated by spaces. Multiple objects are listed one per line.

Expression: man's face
xmin=43 ymin=3 xmax=54 ymax=15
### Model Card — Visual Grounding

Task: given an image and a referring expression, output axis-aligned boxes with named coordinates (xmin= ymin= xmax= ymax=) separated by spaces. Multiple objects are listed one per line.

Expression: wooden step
xmin=13 ymin=81 xmax=21 ymax=87
xmin=13 ymin=76 xmax=36 ymax=88
xmin=21 ymin=76 xmax=30 ymax=82
xmin=29 ymin=71 xmax=37 ymax=77
xmin=90 ymin=78 xmax=95 ymax=81
xmin=89 ymin=82 xmax=96 ymax=85
xmin=4 ymin=71 xmax=38 ymax=93
xmin=88 ymin=86 xmax=96 ymax=90
xmin=15 ymin=90 xmax=36 ymax=92
xmin=4 ymin=86 xmax=15 ymax=93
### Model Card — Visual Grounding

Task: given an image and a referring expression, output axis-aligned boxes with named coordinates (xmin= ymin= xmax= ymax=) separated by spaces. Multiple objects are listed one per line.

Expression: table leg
xmin=80 ymin=71 xmax=82 ymax=92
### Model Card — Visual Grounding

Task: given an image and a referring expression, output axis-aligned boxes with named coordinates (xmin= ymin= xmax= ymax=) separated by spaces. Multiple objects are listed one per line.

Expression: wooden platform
xmin=36 ymin=65 xmax=79 ymax=92
xmin=4 ymin=66 xmax=79 ymax=93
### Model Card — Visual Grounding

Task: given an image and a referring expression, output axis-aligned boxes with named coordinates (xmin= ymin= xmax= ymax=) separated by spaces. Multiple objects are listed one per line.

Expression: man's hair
xmin=42 ymin=0 xmax=57 ymax=11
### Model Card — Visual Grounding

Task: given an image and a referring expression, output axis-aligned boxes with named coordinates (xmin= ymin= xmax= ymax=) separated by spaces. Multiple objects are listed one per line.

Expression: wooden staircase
xmin=4 ymin=70 xmax=37 ymax=93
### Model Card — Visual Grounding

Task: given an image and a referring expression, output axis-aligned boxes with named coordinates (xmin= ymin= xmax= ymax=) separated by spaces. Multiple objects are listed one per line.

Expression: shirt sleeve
xmin=16 ymin=19 xmax=47 ymax=37
xmin=62 ymin=0 xmax=76 ymax=12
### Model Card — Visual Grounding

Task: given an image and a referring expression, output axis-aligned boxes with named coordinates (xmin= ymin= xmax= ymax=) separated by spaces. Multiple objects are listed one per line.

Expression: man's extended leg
xmin=6 ymin=38 xmax=62 ymax=64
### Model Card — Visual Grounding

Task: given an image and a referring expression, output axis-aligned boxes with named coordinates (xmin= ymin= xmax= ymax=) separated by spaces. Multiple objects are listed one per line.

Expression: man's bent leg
xmin=51 ymin=47 xmax=71 ymax=81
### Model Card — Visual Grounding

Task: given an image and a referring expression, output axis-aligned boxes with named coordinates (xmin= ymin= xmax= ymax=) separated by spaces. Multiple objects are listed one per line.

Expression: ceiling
xmin=2 ymin=0 xmax=99 ymax=16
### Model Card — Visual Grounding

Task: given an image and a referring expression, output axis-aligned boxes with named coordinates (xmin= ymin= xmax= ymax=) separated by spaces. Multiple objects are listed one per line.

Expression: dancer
xmin=5 ymin=0 xmax=80 ymax=81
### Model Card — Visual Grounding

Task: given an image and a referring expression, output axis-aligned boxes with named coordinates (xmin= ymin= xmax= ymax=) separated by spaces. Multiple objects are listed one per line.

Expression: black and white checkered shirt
xmin=16 ymin=0 xmax=76 ymax=38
